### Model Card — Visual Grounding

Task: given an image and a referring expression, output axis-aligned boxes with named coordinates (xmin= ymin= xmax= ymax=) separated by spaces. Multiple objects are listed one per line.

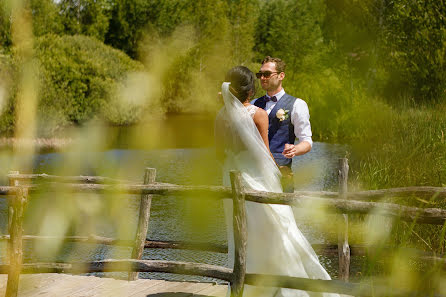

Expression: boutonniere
xmin=276 ymin=109 xmax=289 ymax=121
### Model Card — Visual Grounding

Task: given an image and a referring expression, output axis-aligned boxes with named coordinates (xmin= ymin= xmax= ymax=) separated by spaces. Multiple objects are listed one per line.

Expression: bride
xmin=215 ymin=66 xmax=339 ymax=297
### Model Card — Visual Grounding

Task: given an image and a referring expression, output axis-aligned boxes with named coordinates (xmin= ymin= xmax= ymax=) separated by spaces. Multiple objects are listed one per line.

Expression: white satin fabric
xmin=220 ymin=82 xmax=339 ymax=297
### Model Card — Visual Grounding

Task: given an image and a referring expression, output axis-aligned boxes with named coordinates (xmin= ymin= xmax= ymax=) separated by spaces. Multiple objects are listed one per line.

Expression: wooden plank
xmin=68 ymin=275 xmax=127 ymax=297
xmin=45 ymin=275 xmax=112 ymax=296
xmin=178 ymin=282 xmax=222 ymax=294
xmin=0 ymin=274 xmax=99 ymax=297
xmin=126 ymin=279 xmax=170 ymax=296
xmin=0 ymin=274 xmax=231 ymax=297
xmin=18 ymin=274 xmax=64 ymax=297
xmin=195 ymin=282 xmax=229 ymax=296
xmin=129 ymin=168 xmax=156 ymax=281
xmin=88 ymin=277 xmax=164 ymax=297
xmin=337 ymin=158 xmax=350 ymax=281
xmin=24 ymin=274 xmax=94 ymax=297
xmin=131 ymin=281 xmax=211 ymax=297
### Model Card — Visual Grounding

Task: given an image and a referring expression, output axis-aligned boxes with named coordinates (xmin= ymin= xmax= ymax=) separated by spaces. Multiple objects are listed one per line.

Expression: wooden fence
xmin=1 ymin=158 xmax=446 ymax=297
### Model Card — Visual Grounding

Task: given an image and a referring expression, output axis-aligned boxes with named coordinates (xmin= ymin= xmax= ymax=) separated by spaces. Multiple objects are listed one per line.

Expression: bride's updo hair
xmin=225 ymin=66 xmax=256 ymax=103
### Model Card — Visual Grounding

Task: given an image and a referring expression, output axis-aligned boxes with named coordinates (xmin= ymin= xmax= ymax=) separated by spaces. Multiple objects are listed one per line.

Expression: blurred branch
xmin=0 ymin=260 xmax=233 ymax=282
xmin=3 ymin=182 xmax=445 ymax=224
xmin=244 ymin=273 xmax=443 ymax=297
xmin=0 ymin=235 xmax=228 ymax=253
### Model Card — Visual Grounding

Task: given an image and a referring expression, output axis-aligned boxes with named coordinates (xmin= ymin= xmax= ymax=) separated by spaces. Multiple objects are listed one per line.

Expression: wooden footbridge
xmin=1 ymin=159 xmax=446 ymax=297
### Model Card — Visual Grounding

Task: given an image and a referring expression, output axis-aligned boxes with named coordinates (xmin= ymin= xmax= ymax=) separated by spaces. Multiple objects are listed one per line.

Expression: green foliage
xmin=0 ymin=34 xmax=152 ymax=136
xmin=151 ymin=0 xmax=191 ymax=36
xmin=105 ymin=0 xmax=154 ymax=58
xmin=0 ymin=53 xmax=15 ymax=134
xmin=0 ymin=0 xmax=12 ymax=50
xmin=29 ymin=0 xmax=64 ymax=37
xmin=58 ymin=0 xmax=110 ymax=41
xmin=35 ymin=35 xmax=148 ymax=130
xmin=352 ymin=106 xmax=446 ymax=189
xmin=157 ymin=0 xmax=232 ymax=113
xmin=379 ymin=0 xmax=446 ymax=103
xmin=323 ymin=0 xmax=446 ymax=104
xmin=227 ymin=0 xmax=259 ymax=64
xmin=254 ymin=0 xmax=326 ymax=69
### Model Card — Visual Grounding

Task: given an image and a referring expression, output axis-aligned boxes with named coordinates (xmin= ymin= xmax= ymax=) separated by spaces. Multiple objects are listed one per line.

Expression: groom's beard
xmin=261 ymin=79 xmax=281 ymax=93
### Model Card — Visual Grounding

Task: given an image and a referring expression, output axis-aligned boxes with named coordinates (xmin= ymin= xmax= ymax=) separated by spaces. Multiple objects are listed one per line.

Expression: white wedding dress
xmin=218 ymin=82 xmax=339 ymax=297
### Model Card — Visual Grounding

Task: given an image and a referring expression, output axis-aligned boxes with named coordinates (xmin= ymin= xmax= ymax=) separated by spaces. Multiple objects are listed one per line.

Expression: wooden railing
xmin=1 ymin=159 xmax=446 ymax=297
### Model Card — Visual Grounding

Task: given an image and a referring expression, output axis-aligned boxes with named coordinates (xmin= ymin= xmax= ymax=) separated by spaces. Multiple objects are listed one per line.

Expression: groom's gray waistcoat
xmin=254 ymin=94 xmax=296 ymax=166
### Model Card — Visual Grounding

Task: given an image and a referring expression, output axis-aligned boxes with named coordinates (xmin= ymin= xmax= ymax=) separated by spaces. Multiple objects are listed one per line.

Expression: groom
xmin=252 ymin=56 xmax=313 ymax=192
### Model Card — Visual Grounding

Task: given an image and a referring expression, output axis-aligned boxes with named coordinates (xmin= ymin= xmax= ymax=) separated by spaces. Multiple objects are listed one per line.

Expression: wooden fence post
xmin=8 ymin=171 xmax=19 ymax=235
xmin=229 ymin=171 xmax=247 ymax=297
xmin=128 ymin=168 xmax=156 ymax=281
xmin=338 ymin=158 xmax=350 ymax=281
xmin=6 ymin=187 xmax=27 ymax=297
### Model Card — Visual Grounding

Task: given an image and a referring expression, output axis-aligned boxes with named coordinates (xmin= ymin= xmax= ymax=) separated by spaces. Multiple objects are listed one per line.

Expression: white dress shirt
xmin=251 ymin=89 xmax=313 ymax=147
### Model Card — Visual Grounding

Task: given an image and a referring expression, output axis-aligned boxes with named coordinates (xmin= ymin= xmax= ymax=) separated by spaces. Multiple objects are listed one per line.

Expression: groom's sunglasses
xmin=255 ymin=71 xmax=279 ymax=79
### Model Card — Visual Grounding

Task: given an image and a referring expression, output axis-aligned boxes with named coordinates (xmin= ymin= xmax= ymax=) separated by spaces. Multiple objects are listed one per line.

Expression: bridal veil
xmin=218 ymin=82 xmax=339 ymax=297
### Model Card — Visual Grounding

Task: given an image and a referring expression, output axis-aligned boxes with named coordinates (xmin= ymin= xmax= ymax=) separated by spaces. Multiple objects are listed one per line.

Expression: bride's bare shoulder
xmin=252 ymin=106 xmax=268 ymax=126
xmin=253 ymin=106 xmax=267 ymax=119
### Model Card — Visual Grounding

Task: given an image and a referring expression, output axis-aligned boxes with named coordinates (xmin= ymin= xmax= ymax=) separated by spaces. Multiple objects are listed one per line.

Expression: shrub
xmin=3 ymin=34 xmax=157 ymax=136
xmin=0 ymin=53 xmax=15 ymax=135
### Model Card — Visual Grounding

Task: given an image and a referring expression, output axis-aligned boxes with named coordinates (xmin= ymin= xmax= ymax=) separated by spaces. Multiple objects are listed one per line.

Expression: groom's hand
xmin=282 ymin=143 xmax=297 ymax=159
xmin=282 ymin=141 xmax=312 ymax=158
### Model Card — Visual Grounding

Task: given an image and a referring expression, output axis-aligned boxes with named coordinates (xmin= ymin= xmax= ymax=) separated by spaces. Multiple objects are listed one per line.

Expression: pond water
xmin=0 ymin=114 xmax=361 ymax=282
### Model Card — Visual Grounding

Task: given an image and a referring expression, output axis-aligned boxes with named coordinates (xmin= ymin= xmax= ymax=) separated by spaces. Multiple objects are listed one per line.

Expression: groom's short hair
xmin=262 ymin=56 xmax=286 ymax=73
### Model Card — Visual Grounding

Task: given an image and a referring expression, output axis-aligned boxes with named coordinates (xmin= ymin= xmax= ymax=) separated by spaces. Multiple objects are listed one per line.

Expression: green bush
xmin=0 ymin=34 xmax=159 ymax=136
xmin=0 ymin=53 xmax=15 ymax=135
xmin=35 ymin=35 xmax=150 ymax=134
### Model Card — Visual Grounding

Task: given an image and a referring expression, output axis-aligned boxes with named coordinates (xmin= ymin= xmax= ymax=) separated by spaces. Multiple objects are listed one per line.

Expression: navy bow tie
xmin=265 ymin=96 xmax=277 ymax=102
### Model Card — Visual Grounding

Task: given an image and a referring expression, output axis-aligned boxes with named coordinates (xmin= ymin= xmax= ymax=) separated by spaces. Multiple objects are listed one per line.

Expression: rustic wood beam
xmin=129 ymin=168 xmax=156 ymax=281
xmin=0 ymin=235 xmax=443 ymax=262
xmin=9 ymin=183 xmax=446 ymax=224
xmin=244 ymin=194 xmax=446 ymax=225
xmin=244 ymin=274 xmax=435 ymax=297
xmin=229 ymin=171 xmax=247 ymax=297
xmin=0 ymin=235 xmax=228 ymax=253
xmin=0 ymin=260 xmax=233 ymax=282
xmin=5 ymin=187 xmax=27 ymax=297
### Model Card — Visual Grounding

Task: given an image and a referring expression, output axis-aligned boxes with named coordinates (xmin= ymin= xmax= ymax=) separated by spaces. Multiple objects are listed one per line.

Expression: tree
xmin=226 ymin=0 xmax=259 ymax=65
xmin=105 ymin=0 xmax=154 ymax=58
xmin=0 ymin=0 xmax=12 ymax=50
xmin=254 ymin=0 xmax=326 ymax=72
xmin=160 ymin=0 xmax=232 ymax=112
xmin=323 ymin=0 xmax=446 ymax=104
xmin=58 ymin=0 xmax=110 ymax=41
xmin=29 ymin=0 xmax=64 ymax=37
xmin=380 ymin=0 xmax=446 ymax=103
